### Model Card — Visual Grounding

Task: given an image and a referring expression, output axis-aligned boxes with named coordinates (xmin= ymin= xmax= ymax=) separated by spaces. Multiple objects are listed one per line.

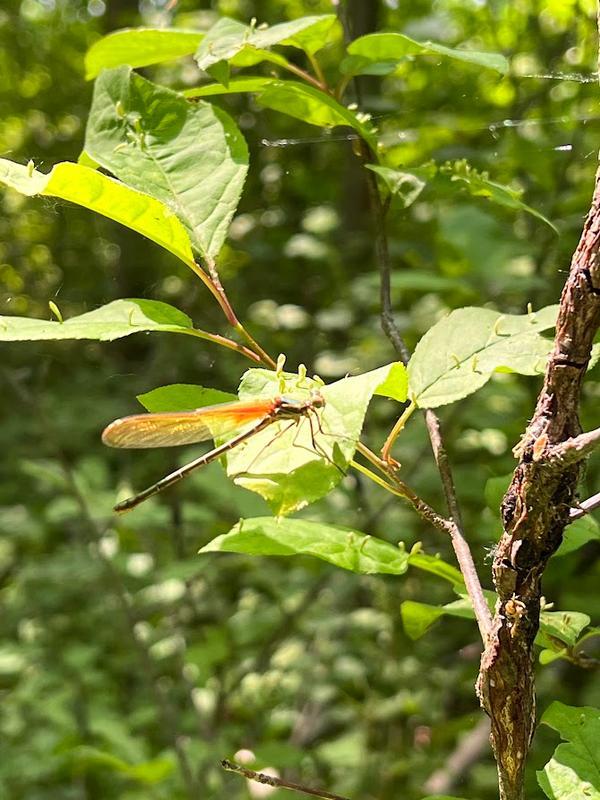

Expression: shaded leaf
xmin=0 ymin=159 xmax=195 ymax=268
xmin=408 ymin=305 xmax=558 ymax=408
xmin=137 ymin=383 xmax=236 ymax=412
xmin=84 ymin=66 xmax=248 ymax=260
xmin=345 ymin=32 xmax=509 ymax=75
xmin=68 ymin=745 xmax=175 ymax=784
xmin=367 ymin=164 xmax=433 ymax=208
xmin=440 ymin=160 xmax=557 ymax=233
xmin=256 ymin=80 xmax=377 ymax=147
xmin=0 ymin=299 xmax=198 ymax=342
xmin=538 ymin=702 xmax=600 ymax=800
xmin=85 ymin=28 xmax=203 ymax=79
xmin=185 ymin=75 xmax=290 ymax=98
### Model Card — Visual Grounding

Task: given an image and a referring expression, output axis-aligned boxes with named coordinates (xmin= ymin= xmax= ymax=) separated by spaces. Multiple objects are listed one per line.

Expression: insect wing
xmin=102 ymin=399 xmax=275 ymax=449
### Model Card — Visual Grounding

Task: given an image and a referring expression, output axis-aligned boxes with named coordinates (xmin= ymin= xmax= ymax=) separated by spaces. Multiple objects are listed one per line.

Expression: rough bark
xmin=476 ymin=168 xmax=600 ymax=800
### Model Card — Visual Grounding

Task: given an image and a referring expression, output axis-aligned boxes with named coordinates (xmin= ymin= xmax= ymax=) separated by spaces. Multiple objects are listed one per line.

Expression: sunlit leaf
xmin=538 ymin=611 xmax=591 ymax=648
xmin=201 ymin=516 xmax=412 ymax=574
xmin=184 ymin=75 xmax=289 ymax=98
xmin=0 ymin=299 xmax=199 ymax=342
xmin=201 ymin=517 xmax=461 ymax=580
xmin=84 ymin=66 xmax=248 ymax=260
xmin=408 ymin=305 xmax=558 ymax=408
xmin=218 ymin=363 xmax=404 ymax=515
xmin=0 ymin=159 xmax=195 ymax=268
xmin=345 ymin=33 xmax=509 ymax=76
xmin=194 ymin=15 xmax=339 ymax=73
xmin=85 ymin=28 xmax=203 ymax=79
xmin=538 ymin=702 xmax=600 ymax=800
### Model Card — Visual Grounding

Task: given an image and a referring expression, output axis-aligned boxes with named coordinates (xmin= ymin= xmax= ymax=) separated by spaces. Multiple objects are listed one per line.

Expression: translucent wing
xmin=102 ymin=399 xmax=275 ymax=449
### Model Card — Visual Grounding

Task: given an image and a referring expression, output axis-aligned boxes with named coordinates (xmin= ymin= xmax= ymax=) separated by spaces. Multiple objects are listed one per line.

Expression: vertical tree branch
xmin=476 ymin=163 xmax=600 ymax=800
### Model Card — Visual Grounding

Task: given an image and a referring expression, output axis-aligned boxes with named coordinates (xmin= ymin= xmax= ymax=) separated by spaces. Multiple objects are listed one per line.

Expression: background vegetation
xmin=1 ymin=1 xmax=599 ymax=798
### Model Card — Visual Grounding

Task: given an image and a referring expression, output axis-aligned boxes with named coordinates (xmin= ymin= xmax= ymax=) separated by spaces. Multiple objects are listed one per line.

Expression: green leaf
xmin=85 ymin=28 xmax=203 ymax=79
xmin=200 ymin=516 xmax=413 ymax=574
xmin=440 ymin=160 xmax=557 ymax=233
xmin=408 ymin=305 xmax=558 ymax=408
xmin=84 ymin=66 xmax=248 ymax=260
xmin=373 ymin=361 xmax=409 ymax=402
xmin=255 ymin=80 xmax=377 ymax=148
xmin=68 ymin=745 xmax=175 ymax=783
xmin=0 ymin=299 xmax=199 ymax=342
xmin=137 ymin=383 xmax=236 ymax=412
xmin=538 ymin=702 xmax=600 ymax=800
xmin=194 ymin=15 xmax=339 ymax=72
xmin=0 ymin=159 xmax=195 ymax=268
xmin=402 ymin=589 xmax=496 ymax=639
xmin=224 ymin=363 xmax=404 ymax=515
xmin=557 ymin=515 xmax=600 ymax=557
xmin=539 ymin=611 xmax=591 ymax=648
xmin=367 ymin=164 xmax=433 ymax=208
xmin=407 ymin=552 xmax=465 ymax=588
xmin=346 ymin=33 xmax=509 ymax=76
xmin=184 ymin=75 xmax=290 ymax=98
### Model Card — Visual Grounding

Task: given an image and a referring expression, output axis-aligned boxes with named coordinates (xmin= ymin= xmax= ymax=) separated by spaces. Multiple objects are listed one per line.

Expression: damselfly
xmin=102 ymin=392 xmax=326 ymax=513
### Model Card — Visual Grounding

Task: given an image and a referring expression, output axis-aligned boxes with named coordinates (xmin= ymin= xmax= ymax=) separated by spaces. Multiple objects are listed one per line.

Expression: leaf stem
xmin=307 ymin=52 xmax=327 ymax=87
xmin=381 ymin=399 xmax=416 ymax=462
xmin=283 ymin=61 xmax=329 ymax=92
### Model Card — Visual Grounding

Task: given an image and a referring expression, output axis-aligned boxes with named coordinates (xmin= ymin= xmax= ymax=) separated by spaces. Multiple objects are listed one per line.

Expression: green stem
xmin=381 ymin=399 xmax=416 ymax=462
xmin=175 ymin=328 xmax=263 ymax=363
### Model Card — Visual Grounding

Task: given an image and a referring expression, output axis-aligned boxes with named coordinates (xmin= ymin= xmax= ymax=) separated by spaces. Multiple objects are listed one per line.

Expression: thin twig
xmin=221 ymin=760 xmax=351 ymax=800
xmin=570 ymin=489 xmax=600 ymax=520
xmin=358 ymin=140 xmax=492 ymax=641
xmin=546 ymin=427 xmax=600 ymax=466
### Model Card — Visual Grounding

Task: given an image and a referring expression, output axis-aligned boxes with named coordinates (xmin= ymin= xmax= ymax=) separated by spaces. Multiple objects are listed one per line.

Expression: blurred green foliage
xmin=1 ymin=1 xmax=599 ymax=799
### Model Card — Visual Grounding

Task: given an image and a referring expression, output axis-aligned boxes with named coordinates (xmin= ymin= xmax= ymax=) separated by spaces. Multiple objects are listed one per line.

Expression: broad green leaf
xmin=137 ymin=383 xmax=236 ymax=412
xmin=538 ymin=702 xmax=600 ymax=800
xmin=0 ymin=159 xmax=195 ymax=268
xmin=373 ymin=361 xmax=409 ymax=402
xmin=84 ymin=66 xmax=248 ymax=260
xmin=85 ymin=28 xmax=203 ymax=79
xmin=0 ymin=299 xmax=201 ymax=342
xmin=223 ymin=363 xmax=405 ymax=515
xmin=345 ymin=33 xmax=509 ymax=76
xmin=200 ymin=516 xmax=413 ymax=574
xmin=194 ymin=15 xmax=339 ymax=72
xmin=256 ymin=80 xmax=377 ymax=148
xmin=67 ymin=745 xmax=175 ymax=783
xmin=440 ymin=160 xmax=557 ymax=233
xmin=408 ymin=305 xmax=558 ymax=408
xmin=201 ymin=517 xmax=460 ymax=579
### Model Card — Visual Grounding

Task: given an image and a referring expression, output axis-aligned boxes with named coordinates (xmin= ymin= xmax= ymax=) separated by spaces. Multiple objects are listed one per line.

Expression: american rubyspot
xmin=102 ymin=392 xmax=326 ymax=513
